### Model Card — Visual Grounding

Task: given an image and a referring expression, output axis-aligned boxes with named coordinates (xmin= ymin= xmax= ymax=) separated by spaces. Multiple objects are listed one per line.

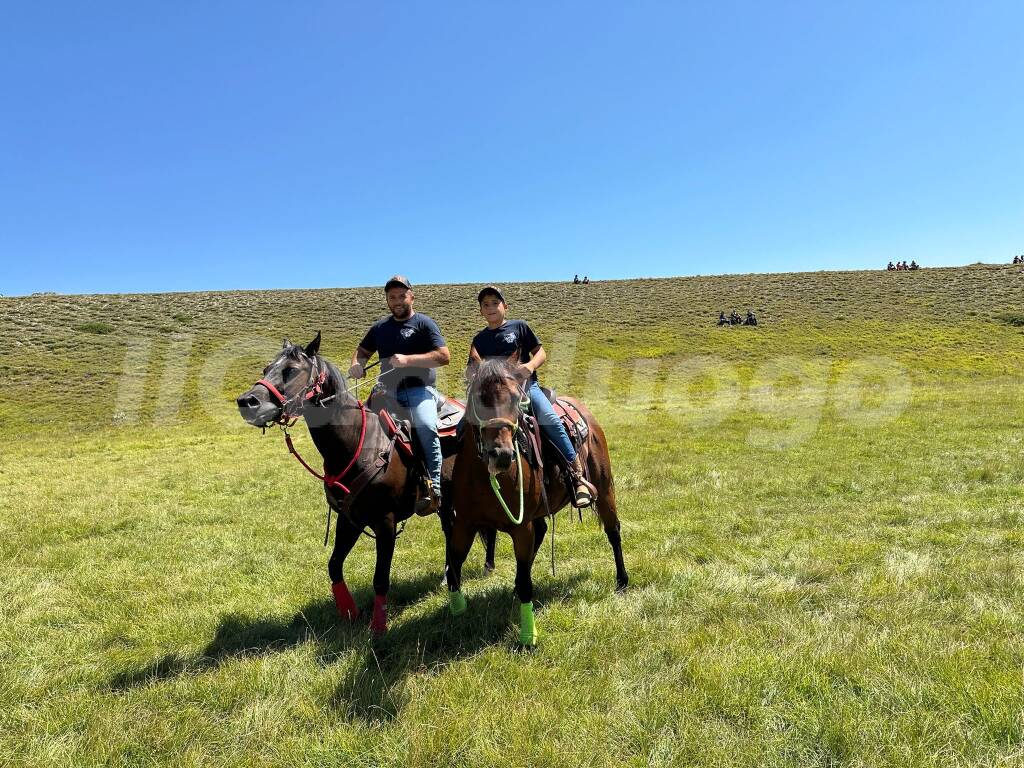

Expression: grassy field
xmin=1 ymin=264 xmax=1023 ymax=766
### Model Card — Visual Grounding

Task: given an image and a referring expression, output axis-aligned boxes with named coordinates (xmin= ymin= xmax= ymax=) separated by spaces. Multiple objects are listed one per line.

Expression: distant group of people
xmin=572 ymin=274 xmax=590 ymax=284
xmin=717 ymin=310 xmax=757 ymax=327
xmin=1013 ymin=255 xmax=1023 ymax=264
xmin=887 ymin=261 xmax=919 ymax=271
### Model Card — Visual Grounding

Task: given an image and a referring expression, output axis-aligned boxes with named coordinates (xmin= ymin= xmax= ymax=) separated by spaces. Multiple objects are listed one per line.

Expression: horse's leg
xmin=512 ymin=524 xmax=539 ymax=647
xmin=594 ymin=483 xmax=628 ymax=592
xmin=438 ymin=505 xmax=453 ymax=587
xmin=532 ymin=516 xmax=548 ymax=555
xmin=369 ymin=512 xmax=398 ymax=635
xmin=446 ymin=520 xmax=475 ymax=617
xmin=328 ymin=515 xmax=363 ymax=621
xmin=483 ymin=528 xmax=497 ymax=572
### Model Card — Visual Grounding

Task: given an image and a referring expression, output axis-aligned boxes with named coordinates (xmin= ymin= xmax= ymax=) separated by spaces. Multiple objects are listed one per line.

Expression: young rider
xmin=349 ymin=275 xmax=450 ymax=515
xmin=468 ymin=285 xmax=597 ymax=507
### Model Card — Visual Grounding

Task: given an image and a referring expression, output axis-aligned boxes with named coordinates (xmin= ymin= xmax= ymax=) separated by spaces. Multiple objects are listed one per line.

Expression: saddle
xmin=368 ymin=388 xmax=466 ymax=462
xmin=519 ymin=391 xmax=590 ymax=470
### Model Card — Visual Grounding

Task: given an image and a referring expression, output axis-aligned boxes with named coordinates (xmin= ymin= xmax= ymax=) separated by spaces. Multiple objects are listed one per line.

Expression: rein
xmin=251 ymin=356 xmax=368 ymax=495
xmin=489 ymin=442 xmax=525 ymax=524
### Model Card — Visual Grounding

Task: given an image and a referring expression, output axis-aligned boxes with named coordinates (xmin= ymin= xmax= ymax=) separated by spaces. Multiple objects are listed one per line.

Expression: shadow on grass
xmin=107 ymin=569 xmax=588 ymax=723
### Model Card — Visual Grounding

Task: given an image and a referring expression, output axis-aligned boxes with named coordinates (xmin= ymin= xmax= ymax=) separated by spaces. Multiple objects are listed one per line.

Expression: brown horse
xmin=447 ymin=357 xmax=628 ymax=646
xmin=235 ymin=333 xmax=457 ymax=635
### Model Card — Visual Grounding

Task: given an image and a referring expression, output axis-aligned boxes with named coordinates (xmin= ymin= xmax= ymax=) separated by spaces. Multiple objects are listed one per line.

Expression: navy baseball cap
xmin=384 ymin=275 xmax=412 ymax=291
xmin=477 ymin=285 xmax=505 ymax=303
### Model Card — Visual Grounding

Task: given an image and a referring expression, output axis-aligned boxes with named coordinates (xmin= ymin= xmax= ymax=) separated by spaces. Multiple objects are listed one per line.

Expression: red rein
xmin=284 ymin=402 xmax=367 ymax=495
xmin=255 ymin=370 xmax=368 ymax=496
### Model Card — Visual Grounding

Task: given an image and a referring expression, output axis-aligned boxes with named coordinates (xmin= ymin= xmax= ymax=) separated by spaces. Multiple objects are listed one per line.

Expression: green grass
xmin=1 ymin=265 xmax=1023 ymax=766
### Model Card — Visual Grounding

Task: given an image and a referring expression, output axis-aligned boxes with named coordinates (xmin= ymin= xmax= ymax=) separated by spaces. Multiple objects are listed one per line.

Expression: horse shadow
xmin=108 ymin=569 xmax=587 ymax=723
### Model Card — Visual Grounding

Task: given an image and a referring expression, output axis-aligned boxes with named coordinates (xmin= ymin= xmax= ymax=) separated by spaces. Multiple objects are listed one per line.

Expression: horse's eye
xmin=283 ymin=367 xmax=297 ymax=380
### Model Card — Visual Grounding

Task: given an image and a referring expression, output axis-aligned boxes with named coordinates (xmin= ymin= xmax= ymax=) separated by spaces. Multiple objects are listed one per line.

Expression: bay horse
xmin=235 ymin=332 xmax=457 ymax=635
xmin=448 ymin=357 xmax=628 ymax=646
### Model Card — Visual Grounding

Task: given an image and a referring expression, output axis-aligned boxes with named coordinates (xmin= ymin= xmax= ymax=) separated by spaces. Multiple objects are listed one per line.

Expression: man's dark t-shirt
xmin=359 ymin=313 xmax=446 ymax=390
xmin=471 ymin=319 xmax=542 ymax=382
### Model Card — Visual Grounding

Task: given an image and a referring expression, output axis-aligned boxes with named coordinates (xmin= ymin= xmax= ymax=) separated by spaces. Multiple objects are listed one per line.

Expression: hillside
xmin=1 ymin=263 xmax=1022 ymax=433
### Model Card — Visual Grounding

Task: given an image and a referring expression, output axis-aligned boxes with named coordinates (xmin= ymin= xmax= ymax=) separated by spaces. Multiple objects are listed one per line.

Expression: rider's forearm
xmin=403 ymin=347 xmax=451 ymax=369
xmin=352 ymin=347 xmax=372 ymax=368
xmin=526 ymin=345 xmax=546 ymax=372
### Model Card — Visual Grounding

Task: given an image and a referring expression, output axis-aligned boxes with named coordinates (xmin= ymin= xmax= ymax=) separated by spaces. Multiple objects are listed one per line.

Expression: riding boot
xmin=567 ymin=454 xmax=597 ymax=508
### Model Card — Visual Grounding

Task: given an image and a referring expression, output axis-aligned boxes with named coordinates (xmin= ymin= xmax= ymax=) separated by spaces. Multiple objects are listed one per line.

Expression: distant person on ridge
xmin=468 ymin=285 xmax=597 ymax=508
xmin=744 ymin=311 xmax=758 ymax=326
xmin=887 ymin=261 xmax=896 ymax=271
xmin=582 ymin=276 xmax=590 ymax=284
xmin=718 ymin=311 xmax=729 ymax=326
xmin=573 ymin=274 xmax=581 ymax=283
xmin=349 ymin=275 xmax=450 ymax=516
xmin=909 ymin=260 xmax=919 ymax=270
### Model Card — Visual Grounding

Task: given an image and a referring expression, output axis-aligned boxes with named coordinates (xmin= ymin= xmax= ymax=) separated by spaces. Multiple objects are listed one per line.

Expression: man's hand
xmin=348 ymin=363 xmax=365 ymax=379
xmin=390 ymin=353 xmax=410 ymax=368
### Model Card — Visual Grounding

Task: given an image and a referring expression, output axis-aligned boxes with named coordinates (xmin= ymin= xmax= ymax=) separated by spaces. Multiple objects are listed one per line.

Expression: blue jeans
xmin=527 ymin=381 xmax=577 ymax=463
xmin=396 ymin=385 xmax=442 ymax=494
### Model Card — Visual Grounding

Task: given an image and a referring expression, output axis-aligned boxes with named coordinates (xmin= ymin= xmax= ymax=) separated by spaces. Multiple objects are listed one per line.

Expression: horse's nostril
xmin=237 ymin=394 xmax=259 ymax=409
xmin=487 ymin=448 xmax=500 ymax=458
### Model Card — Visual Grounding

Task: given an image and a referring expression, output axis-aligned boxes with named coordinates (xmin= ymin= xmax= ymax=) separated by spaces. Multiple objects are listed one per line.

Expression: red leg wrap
xmin=370 ymin=594 xmax=388 ymax=635
xmin=332 ymin=581 xmax=359 ymax=621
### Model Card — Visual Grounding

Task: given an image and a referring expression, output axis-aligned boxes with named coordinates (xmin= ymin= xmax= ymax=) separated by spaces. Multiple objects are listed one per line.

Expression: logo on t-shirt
xmin=502 ymin=332 xmax=517 ymax=344
xmin=400 ymin=326 xmax=415 ymax=339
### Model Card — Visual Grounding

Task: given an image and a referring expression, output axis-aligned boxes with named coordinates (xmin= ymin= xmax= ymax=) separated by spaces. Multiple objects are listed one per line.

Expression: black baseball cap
xmin=477 ymin=285 xmax=505 ymax=303
xmin=384 ymin=275 xmax=412 ymax=291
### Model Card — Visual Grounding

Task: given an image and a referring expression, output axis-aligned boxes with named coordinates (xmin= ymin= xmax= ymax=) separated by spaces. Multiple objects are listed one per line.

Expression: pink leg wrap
xmin=332 ymin=581 xmax=359 ymax=621
xmin=370 ymin=594 xmax=388 ymax=635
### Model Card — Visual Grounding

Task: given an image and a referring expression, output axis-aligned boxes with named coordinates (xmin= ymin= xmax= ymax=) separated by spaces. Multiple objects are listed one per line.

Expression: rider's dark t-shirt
xmin=359 ymin=313 xmax=447 ymax=390
xmin=471 ymin=319 xmax=542 ymax=382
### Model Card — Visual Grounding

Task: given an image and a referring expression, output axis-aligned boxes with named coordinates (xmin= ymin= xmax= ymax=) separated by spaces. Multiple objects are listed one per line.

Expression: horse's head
xmin=465 ymin=354 xmax=531 ymax=475
xmin=236 ymin=332 xmax=325 ymax=427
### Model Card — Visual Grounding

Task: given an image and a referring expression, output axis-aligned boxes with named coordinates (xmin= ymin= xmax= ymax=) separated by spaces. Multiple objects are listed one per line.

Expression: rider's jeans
xmin=396 ymin=385 xmax=442 ymax=494
xmin=527 ymin=380 xmax=577 ymax=463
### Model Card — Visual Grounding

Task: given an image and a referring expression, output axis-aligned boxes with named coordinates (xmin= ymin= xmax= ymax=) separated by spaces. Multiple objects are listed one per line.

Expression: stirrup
xmin=415 ymin=480 xmax=440 ymax=516
xmin=571 ymin=483 xmax=595 ymax=509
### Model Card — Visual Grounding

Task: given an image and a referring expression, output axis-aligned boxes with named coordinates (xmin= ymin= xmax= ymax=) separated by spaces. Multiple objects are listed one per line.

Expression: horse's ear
xmin=464 ymin=358 xmax=480 ymax=388
xmin=282 ymin=338 xmax=290 ymax=349
xmin=506 ymin=350 xmax=520 ymax=369
xmin=304 ymin=331 xmax=321 ymax=357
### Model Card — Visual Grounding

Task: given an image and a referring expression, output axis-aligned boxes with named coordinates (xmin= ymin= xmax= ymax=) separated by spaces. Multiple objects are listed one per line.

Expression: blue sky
xmin=2 ymin=2 xmax=1022 ymax=295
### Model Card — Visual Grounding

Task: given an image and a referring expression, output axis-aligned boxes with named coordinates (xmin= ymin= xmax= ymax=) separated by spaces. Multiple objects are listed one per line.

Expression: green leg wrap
xmin=449 ymin=590 xmax=467 ymax=617
xmin=519 ymin=601 xmax=537 ymax=646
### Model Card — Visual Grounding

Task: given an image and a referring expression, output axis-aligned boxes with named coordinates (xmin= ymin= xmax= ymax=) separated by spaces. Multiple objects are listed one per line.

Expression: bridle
xmin=254 ymin=354 xmax=333 ymax=425
xmin=466 ymin=367 xmax=533 ymax=524
xmin=466 ymin=372 xmax=529 ymax=460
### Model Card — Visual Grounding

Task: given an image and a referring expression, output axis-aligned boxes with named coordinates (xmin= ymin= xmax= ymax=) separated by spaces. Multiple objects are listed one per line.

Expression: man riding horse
xmin=348 ymin=275 xmax=450 ymax=515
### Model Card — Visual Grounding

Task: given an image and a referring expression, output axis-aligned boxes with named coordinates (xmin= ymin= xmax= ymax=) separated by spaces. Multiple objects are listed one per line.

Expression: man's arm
xmin=391 ymin=347 xmax=451 ymax=369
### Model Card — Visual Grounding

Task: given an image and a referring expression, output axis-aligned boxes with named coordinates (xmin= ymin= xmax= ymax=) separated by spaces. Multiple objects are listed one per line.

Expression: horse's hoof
xmin=332 ymin=581 xmax=360 ymax=621
xmin=615 ymin=578 xmax=629 ymax=593
xmin=449 ymin=590 xmax=467 ymax=617
xmin=370 ymin=595 xmax=387 ymax=635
